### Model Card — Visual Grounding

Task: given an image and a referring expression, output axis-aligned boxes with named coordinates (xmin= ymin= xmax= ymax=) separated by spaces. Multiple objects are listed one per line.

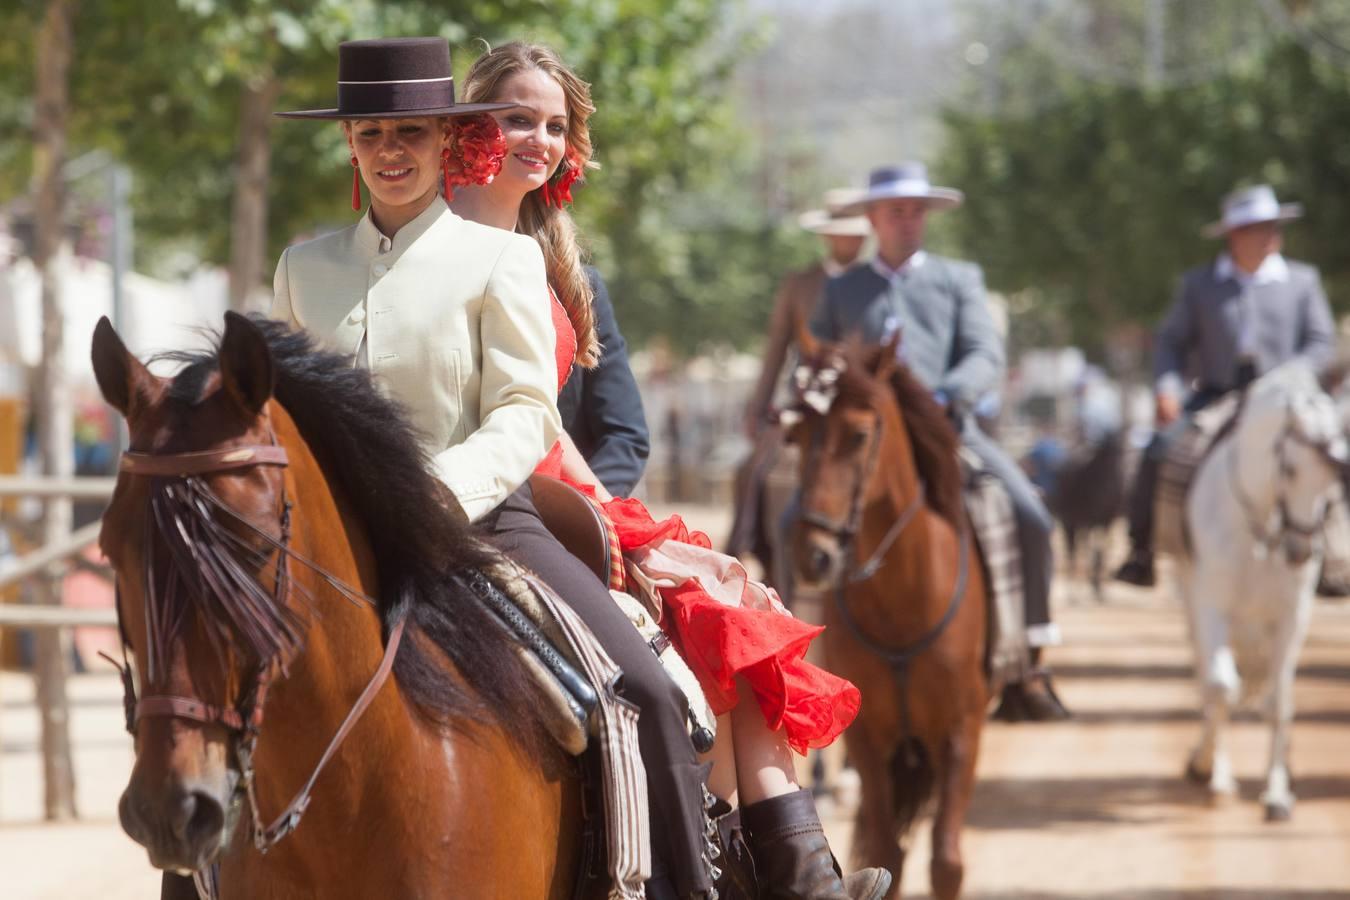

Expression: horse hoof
xmin=1264 ymin=801 xmax=1293 ymax=822
xmin=1184 ymin=760 xmax=1211 ymax=785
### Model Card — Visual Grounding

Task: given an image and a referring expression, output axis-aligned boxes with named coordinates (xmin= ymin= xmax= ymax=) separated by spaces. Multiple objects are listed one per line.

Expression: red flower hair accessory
xmin=542 ymin=148 xmax=584 ymax=208
xmin=443 ymin=114 xmax=507 ymax=202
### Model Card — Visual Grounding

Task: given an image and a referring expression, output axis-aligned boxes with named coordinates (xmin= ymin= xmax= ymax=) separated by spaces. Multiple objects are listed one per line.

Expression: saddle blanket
xmin=961 ymin=448 xmax=1030 ymax=690
xmin=1155 ymin=394 xmax=1240 ymax=558
xmin=490 ymin=558 xmax=652 ymax=900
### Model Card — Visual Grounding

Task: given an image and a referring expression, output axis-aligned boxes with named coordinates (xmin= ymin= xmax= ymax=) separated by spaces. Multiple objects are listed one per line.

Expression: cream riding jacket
xmin=271 ymin=198 xmax=561 ymax=521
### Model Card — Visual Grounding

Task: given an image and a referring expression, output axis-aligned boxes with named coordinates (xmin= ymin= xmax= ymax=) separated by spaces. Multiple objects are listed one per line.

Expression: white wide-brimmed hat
xmin=839 ymin=162 xmax=964 ymax=216
xmin=1201 ymin=184 xmax=1303 ymax=238
xmin=797 ymin=188 xmax=871 ymax=236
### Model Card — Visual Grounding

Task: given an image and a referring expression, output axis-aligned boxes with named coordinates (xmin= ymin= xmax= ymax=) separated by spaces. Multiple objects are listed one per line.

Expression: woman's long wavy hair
xmin=464 ymin=42 xmax=601 ymax=368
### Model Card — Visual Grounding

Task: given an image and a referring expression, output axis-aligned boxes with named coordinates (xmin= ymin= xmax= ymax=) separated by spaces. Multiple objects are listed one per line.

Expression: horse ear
xmin=794 ymin=309 xmax=820 ymax=360
xmin=91 ymin=316 xmax=156 ymax=418
xmin=219 ymin=312 xmax=275 ymax=418
xmin=873 ymin=327 xmax=903 ymax=379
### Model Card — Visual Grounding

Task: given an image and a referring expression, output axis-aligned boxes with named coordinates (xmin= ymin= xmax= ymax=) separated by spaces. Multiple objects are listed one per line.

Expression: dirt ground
xmin=4 ymin=513 xmax=1350 ymax=899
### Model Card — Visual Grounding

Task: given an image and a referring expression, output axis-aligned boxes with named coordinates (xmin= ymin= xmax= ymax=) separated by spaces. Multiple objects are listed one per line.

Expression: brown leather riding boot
xmin=742 ymin=789 xmax=892 ymax=900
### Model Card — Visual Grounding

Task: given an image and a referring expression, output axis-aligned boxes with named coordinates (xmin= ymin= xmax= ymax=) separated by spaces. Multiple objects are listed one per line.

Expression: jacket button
xmin=349 ymin=308 xmax=366 ymax=324
xmin=372 ymin=263 xmax=388 ymax=277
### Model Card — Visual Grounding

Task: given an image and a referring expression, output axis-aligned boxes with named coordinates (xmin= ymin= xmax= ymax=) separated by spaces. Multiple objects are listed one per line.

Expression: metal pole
xmin=0 ymin=476 xmax=116 ymax=498
xmin=109 ymin=165 xmax=131 ymax=334
xmin=109 ymin=165 xmax=132 ymax=450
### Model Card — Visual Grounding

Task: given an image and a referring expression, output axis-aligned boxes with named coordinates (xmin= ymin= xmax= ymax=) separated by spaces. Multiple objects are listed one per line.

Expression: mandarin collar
xmin=355 ymin=196 xmax=453 ymax=258
xmin=870 ymin=249 xmax=927 ymax=283
xmin=1214 ymin=251 xmax=1289 ymax=285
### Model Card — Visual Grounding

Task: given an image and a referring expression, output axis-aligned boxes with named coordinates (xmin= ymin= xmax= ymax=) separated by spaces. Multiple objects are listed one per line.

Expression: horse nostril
xmin=174 ymin=789 xmax=225 ymax=850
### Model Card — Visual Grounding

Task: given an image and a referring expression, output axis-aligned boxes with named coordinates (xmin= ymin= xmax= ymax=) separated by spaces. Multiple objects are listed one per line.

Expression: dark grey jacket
xmin=558 ymin=268 xmax=650 ymax=497
xmin=1154 ymin=256 xmax=1335 ymax=396
xmin=810 ymin=254 xmax=1005 ymax=412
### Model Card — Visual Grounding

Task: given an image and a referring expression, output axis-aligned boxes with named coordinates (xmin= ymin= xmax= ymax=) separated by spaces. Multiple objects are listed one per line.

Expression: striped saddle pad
xmin=1155 ymin=394 xmax=1240 ymax=558
xmin=961 ymin=449 xmax=1030 ymax=690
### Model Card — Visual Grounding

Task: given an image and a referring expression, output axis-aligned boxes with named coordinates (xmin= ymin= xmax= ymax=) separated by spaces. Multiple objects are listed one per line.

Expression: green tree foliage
xmin=940 ymin=38 xmax=1350 ymax=357
xmin=2 ymin=0 xmax=789 ymax=354
xmin=520 ymin=0 xmax=811 ymax=353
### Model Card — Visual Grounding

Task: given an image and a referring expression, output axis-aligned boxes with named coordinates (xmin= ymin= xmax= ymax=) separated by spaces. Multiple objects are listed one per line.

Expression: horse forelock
xmin=140 ymin=475 xmax=305 ymax=682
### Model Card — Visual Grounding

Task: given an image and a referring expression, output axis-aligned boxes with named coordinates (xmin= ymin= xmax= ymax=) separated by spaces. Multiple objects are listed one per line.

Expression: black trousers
xmin=483 ymin=483 xmax=712 ymax=898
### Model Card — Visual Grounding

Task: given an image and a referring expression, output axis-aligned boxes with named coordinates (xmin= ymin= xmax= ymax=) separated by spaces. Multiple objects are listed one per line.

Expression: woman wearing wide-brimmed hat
xmin=268 ymin=37 xmax=715 ymax=899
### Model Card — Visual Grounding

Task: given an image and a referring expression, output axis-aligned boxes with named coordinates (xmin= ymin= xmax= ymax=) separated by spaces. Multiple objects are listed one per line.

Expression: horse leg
xmin=929 ymin=715 xmax=982 ymax=900
xmin=1062 ymin=525 xmax=1081 ymax=604
xmin=1089 ymin=528 xmax=1105 ymax=603
xmin=1259 ymin=660 xmax=1297 ymax=821
xmin=1181 ymin=567 xmax=1238 ymax=796
xmin=1259 ymin=576 xmax=1315 ymax=822
xmin=160 ymin=873 xmax=198 ymax=900
xmin=847 ymin=733 xmax=904 ymax=898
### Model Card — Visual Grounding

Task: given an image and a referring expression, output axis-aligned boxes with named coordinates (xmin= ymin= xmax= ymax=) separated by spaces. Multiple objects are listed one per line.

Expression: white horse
xmin=1175 ymin=361 xmax=1348 ymax=821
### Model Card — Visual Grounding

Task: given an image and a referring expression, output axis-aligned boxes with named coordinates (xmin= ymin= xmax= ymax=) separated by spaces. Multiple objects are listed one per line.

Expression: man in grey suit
xmin=812 ymin=162 xmax=1069 ymax=721
xmin=1115 ymin=184 xmax=1336 ymax=587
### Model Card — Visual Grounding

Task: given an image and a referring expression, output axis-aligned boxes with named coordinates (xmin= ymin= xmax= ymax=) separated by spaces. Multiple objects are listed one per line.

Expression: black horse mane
xmin=886 ymin=365 xmax=964 ymax=526
xmin=162 ymin=317 xmax=548 ymax=760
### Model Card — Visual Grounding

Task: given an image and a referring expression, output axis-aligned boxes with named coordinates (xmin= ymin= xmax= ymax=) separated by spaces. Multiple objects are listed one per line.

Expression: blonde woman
xmin=453 ymin=42 xmax=889 ymax=900
xmin=270 ymin=37 xmax=713 ymax=900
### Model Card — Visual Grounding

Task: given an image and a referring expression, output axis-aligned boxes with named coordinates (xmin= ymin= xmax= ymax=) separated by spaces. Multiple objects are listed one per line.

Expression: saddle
xmin=529 ymin=474 xmax=623 ymax=588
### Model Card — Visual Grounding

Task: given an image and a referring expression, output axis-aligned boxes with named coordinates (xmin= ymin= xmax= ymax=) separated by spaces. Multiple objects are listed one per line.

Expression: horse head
xmin=93 ymin=312 xmax=296 ymax=873
xmin=784 ymin=322 xmax=918 ymax=587
xmin=1236 ymin=362 xmax=1349 ymax=565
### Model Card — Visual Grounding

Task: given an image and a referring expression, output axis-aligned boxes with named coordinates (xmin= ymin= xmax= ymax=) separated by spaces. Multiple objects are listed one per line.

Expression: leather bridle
xmin=104 ymin=440 xmax=406 ymax=853
xmin=794 ymin=379 xmax=972 ymax=756
xmin=1227 ymin=403 xmax=1349 ymax=556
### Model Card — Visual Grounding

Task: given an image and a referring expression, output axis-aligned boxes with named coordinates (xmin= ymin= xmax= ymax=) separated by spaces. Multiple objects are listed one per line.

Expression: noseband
xmin=104 ymin=441 xmax=406 ymax=853
xmin=796 ymin=415 xmax=927 ymax=584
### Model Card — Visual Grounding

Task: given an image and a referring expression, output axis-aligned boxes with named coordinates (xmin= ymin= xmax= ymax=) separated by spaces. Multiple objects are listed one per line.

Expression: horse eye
xmin=848 ymin=429 xmax=869 ymax=452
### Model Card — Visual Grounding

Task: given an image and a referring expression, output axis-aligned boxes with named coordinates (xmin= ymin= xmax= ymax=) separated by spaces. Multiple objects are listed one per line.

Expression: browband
xmin=120 ymin=445 xmax=290 ymax=477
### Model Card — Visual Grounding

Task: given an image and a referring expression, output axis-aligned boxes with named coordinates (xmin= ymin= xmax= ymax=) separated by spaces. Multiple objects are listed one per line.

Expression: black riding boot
xmin=1115 ymin=438 xmax=1164 ymax=587
xmin=992 ymin=652 xmax=1072 ymax=722
xmin=742 ymin=789 xmax=891 ymax=900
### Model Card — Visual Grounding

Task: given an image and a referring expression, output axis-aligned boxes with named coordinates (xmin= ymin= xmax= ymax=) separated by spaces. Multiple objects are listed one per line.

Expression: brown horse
xmin=786 ymin=330 xmax=988 ymax=900
xmin=93 ymin=313 xmax=585 ymax=899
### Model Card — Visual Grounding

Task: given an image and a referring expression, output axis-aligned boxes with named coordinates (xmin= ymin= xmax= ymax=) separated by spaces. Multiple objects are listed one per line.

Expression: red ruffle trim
xmin=601 ymin=496 xmax=860 ymax=753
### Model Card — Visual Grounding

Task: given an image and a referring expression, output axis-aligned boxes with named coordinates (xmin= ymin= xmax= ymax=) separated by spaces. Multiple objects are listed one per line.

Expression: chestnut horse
xmin=93 ymin=313 xmax=585 ymax=899
xmin=787 ymin=331 xmax=988 ymax=900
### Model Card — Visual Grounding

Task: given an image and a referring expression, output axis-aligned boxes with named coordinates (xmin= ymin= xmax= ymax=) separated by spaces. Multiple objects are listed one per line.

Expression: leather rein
xmin=104 ymin=442 xmax=406 ymax=853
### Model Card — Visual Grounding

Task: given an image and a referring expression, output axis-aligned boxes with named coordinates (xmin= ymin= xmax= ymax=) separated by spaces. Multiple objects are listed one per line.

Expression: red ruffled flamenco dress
xmin=535 ymin=297 xmax=859 ymax=753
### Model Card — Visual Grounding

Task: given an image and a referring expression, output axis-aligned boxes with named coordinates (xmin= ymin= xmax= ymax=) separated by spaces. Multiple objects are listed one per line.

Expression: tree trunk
xmin=31 ymin=0 xmax=78 ymax=822
xmin=227 ymin=74 xmax=281 ymax=312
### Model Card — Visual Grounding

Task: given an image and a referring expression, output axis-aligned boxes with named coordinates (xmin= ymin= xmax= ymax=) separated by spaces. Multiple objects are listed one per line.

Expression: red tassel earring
xmin=442 ymin=148 xmax=454 ymax=203
xmin=350 ymin=156 xmax=362 ymax=211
